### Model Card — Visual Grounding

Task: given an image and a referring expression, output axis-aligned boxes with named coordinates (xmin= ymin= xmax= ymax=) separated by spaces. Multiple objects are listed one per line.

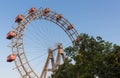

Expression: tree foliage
xmin=52 ymin=33 xmax=120 ymax=78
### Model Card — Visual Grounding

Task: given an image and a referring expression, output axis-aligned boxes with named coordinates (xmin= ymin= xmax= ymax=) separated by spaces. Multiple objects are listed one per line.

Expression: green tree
xmin=52 ymin=33 xmax=120 ymax=78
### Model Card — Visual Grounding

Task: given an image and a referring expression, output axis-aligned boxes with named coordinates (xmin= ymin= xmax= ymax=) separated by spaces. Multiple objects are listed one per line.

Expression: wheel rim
xmin=11 ymin=7 xmax=79 ymax=78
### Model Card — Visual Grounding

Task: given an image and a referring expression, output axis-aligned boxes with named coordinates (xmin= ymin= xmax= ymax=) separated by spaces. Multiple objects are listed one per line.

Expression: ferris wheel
xmin=6 ymin=7 xmax=80 ymax=78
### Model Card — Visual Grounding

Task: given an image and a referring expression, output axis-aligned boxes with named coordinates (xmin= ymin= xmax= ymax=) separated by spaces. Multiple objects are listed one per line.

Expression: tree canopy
xmin=52 ymin=33 xmax=120 ymax=78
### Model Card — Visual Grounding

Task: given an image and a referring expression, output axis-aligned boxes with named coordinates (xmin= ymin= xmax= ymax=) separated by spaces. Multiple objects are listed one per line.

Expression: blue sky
xmin=0 ymin=0 xmax=120 ymax=78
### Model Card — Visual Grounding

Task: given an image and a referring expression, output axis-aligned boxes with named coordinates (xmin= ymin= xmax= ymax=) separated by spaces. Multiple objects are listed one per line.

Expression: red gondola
xmin=6 ymin=31 xmax=16 ymax=39
xmin=76 ymin=37 xmax=81 ymax=42
xmin=28 ymin=7 xmax=37 ymax=14
xmin=15 ymin=14 xmax=24 ymax=23
xmin=43 ymin=8 xmax=50 ymax=14
xmin=7 ymin=54 xmax=16 ymax=62
xmin=67 ymin=24 xmax=74 ymax=30
xmin=56 ymin=14 xmax=63 ymax=21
